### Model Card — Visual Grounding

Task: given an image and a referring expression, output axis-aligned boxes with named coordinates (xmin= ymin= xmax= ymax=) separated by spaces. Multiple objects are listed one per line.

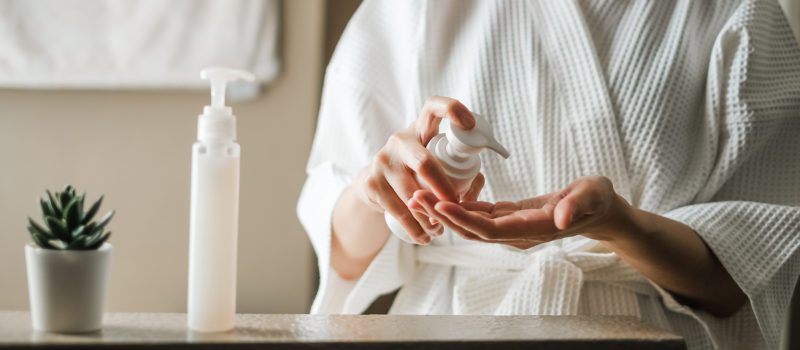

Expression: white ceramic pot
xmin=25 ymin=243 xmax=112 ymax=333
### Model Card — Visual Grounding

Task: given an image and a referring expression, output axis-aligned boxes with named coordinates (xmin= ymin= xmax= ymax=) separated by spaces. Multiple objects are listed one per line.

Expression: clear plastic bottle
xmin=385 ymin=114 xmax=511 ymax=243
xmin=188 ymin=67 xmax=254 ymax=332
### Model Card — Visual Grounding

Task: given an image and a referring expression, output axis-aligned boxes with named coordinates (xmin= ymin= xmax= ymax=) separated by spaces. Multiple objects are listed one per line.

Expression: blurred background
xmin=0 ymin=0 xmax=362 ymax=314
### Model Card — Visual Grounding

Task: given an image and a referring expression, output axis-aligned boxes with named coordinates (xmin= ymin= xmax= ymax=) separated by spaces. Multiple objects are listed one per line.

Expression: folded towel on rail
xmin=0 ymin=0 xmax=280 ymax=90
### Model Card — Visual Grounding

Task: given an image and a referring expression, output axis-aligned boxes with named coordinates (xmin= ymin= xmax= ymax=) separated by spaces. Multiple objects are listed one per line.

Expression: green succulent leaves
xmin=27 ymin=185 xmax=114 ymax=250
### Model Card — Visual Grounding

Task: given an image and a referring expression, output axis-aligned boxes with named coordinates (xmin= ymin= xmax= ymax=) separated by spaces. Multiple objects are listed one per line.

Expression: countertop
xmin=0 ymin=311 xmax=685 ymax=349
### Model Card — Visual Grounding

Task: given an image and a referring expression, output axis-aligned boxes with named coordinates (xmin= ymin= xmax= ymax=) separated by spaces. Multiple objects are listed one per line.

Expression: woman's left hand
xmin=411 ymin=175 xmax=748 ymax=317
xmin=409 ymin=176 xmax=641 ymax=249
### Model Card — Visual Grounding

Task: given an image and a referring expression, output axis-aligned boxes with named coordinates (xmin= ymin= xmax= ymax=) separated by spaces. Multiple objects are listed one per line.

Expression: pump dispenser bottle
xmin=188 ymin=67 xmax=254 ymax=332
xmin=385 ymin=114 xmax=510 ymax=243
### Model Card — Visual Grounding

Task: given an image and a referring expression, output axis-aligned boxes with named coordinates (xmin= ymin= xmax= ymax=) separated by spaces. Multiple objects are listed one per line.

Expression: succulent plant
xmin=27 ymin=185 xmax=114 ymax=250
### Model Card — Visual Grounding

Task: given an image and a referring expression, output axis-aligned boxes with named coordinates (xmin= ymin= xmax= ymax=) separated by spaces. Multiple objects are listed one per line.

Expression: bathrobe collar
xmin=529 ymin=0 xmax=634 ymax=203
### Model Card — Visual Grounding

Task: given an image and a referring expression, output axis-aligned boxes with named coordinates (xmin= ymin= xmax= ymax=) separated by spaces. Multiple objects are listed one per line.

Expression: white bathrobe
xmin=297 ymin=1 xmax=800 ymax=349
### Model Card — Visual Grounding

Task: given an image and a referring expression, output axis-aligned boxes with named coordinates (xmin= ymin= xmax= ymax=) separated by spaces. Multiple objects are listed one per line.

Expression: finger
xmin=503 ymin=240 xmax=546 ymax=250
xmin=414 ymin=191 xmax=483 ymax=241
xmin=408 ymin=197 xmax=443 ymax=236
xmin=394 ymin=142 xmax=457 ymax=201
xmin=384 ymin=170 xmax=441 ymax=234
xmin=461 ymin=173 xmax=485 ymax=202
xmin=408 ymin=196 xmax=424 ymax=212
xmin=516 ymin=191 xmax=562 ymax=211
xmin=460 ymin=201 xmax=495 ymax=213
xmin=413 ymin=191 xmax=444 ymax=222
xmin=415 ymin=189 xmax=484 ymax=223
xmin=437 ymin=201 xmax=558 ymax=241
xmin=410 ymin=207 xmax=444 ymax=236
xmin=417 ymin=189 xmax=493 ymax=212
xmin=411 ymin=205 xmax=442 ymax=235
xmin=410 ymin=191 xmax=434 ymax=220
xmin=436 ymin=201 xmax=501 ymax=240
xmin=553 ymin=181 xmax=607 ymax=230
xmin=416 ymin=96 xmax=476 ymax=144
xmin=493 ymin=209 xmax=559 ymax=236
xmin=375 ymin=178 xmax=430 ymax=244
xmin=383 ymin=167 xmax=419 ymax=202
xmin=475 ymin=211 xmax=493 ymax=218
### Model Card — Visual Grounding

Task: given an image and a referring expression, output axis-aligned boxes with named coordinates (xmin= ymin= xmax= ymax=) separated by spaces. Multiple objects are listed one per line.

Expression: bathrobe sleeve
xmin=659 ymin=1 xmax=800 ymax=348
xmin=296 ymin=0 xmax=422 ymax=314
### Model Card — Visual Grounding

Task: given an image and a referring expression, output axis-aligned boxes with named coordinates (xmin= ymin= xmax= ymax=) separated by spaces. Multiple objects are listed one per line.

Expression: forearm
xmin=601 ymin=206 xmax=747 ymax=317
xmin=331 ymin=179 xmax=390 ymax=280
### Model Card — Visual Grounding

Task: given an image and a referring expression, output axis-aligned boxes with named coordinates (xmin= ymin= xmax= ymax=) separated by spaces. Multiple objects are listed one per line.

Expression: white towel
xmin=0 ymin=0 xmax=280 ymax=89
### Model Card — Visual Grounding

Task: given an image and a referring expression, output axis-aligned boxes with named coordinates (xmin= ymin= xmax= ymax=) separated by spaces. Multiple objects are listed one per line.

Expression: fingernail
xmin=464 ymin=113 xmax=476 ymax=129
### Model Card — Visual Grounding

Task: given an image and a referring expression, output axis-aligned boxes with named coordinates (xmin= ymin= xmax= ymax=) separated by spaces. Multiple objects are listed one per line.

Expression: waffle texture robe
xmin=297 ymin=1 xmax=800 ymax=349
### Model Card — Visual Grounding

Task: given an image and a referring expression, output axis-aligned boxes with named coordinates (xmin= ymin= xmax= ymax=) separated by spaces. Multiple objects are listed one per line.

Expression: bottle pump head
xmin=444 ymin=113 xmax=510 ymax=160
xmin=428 ymin=113 xmax=510 ymax=181
xmin=197 ymin=67 xmax=255 ymax=142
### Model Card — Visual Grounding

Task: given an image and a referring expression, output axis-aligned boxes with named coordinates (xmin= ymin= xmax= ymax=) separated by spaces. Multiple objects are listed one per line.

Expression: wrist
xmin=587 ymin=195 xmax=652 ymax=244
xmin=616 ymin=205 xmax=653 ymax=243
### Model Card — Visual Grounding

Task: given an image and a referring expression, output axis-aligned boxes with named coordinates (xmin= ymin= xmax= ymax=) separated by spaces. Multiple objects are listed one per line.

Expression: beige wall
xmin=0 ymin=0 xmax=326 ymax=313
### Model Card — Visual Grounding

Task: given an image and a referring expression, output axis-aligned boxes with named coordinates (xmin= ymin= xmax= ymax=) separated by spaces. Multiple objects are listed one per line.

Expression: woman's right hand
xmin=354 ymin=96 xmax=480 ymax=244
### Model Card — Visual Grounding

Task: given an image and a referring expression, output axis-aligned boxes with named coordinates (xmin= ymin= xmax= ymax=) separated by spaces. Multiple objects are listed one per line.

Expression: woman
xmin=297 ymin=1 xmax=800 ymax=349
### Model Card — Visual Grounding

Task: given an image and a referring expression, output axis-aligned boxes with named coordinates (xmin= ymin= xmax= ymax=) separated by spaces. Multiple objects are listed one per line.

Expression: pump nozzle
xmin=445 ymin=113 xmax=510 ymax=159
xmin=197 ymin=67 xmax=255 ymax=142
xmin=201 ymin=67 xmax=256 ymax=108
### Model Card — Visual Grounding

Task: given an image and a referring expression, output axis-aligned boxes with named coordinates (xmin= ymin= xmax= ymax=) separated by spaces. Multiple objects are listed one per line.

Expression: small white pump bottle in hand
xmin=188 ymin=67 xmax=254 ymax=332
xmin=385 ymin=114 xmax=511 ymax=243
